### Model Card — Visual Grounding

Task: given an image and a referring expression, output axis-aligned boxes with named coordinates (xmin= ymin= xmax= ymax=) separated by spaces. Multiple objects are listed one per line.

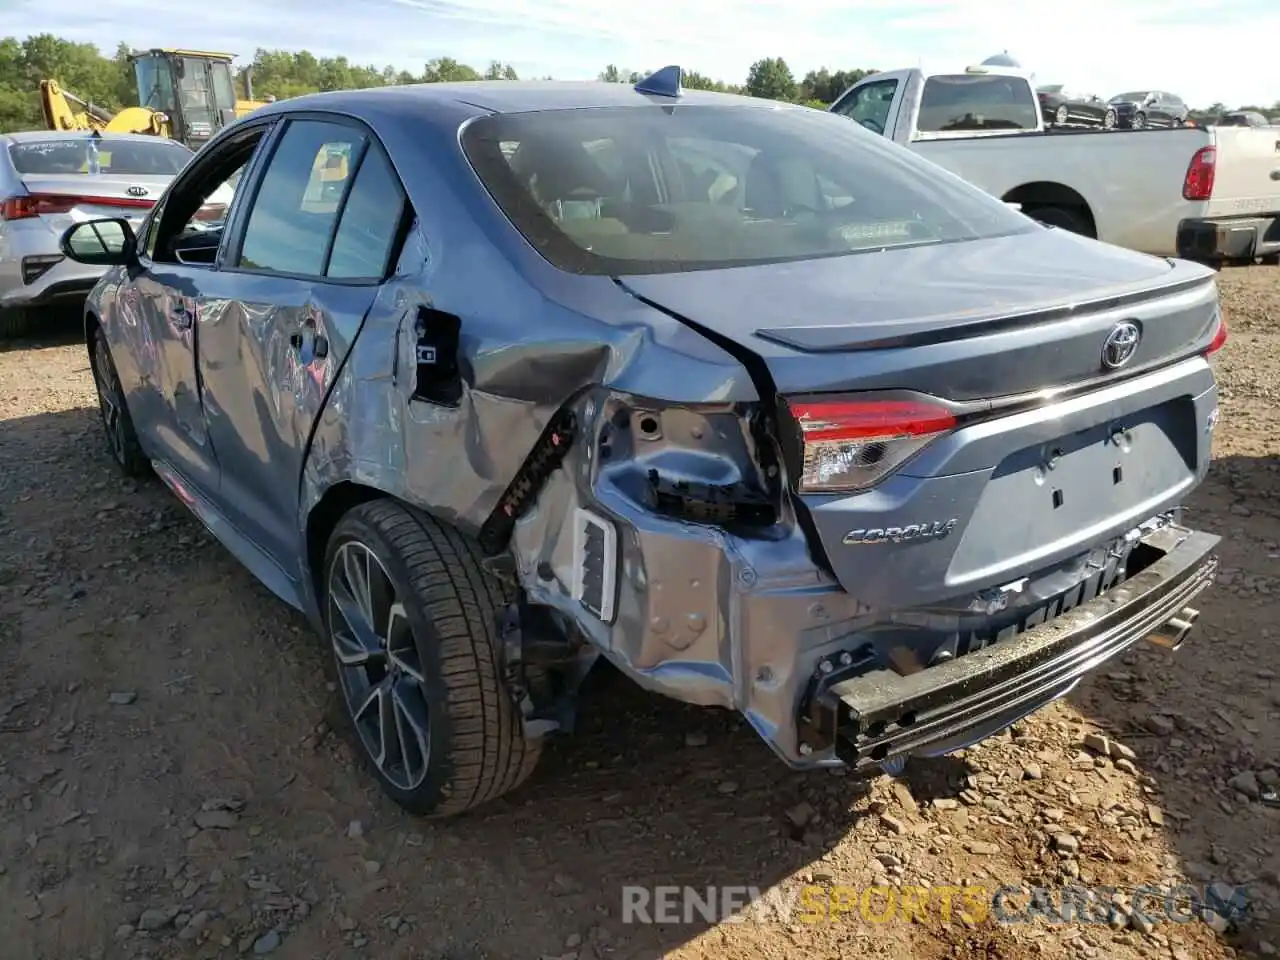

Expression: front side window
xmin=916 ymin=75 xmax=1039 ymax=132
xmin=461 ymin=104 xmax=1036 ymax=276
xmin=831 ymin=79 xmax=899 ymax=133
xmin=237 ymin=120 xmax=366 ymax=276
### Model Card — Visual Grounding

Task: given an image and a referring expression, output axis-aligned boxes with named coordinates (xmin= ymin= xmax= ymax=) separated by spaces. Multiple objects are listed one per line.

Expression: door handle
xmin=171 ymin=300 xmax=193 ymax=329
xmin=289 ymin=321 xmax=329 ymax=362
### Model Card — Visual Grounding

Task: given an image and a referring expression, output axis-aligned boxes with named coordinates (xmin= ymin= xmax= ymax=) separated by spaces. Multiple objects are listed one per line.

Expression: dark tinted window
xmin=238 ymin=119 xmax=364 ymax=276
xmin=7 ymin=137 xmax=192 ymax=175
xmin=462 ymin=104 xmax=1035 ymax=276
xmin=916 ymin=75 xmax=1039 ymax=132
xmin=326 ymin=143 xmax=406 ymax=280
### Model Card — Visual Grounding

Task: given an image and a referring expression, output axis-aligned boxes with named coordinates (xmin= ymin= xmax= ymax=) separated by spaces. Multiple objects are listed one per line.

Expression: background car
xmin=1107 ymin=91 xmax=1189 ymax=129
xmin=0 ymin=130 xmax=227 ymax=338
xmin=1037 ymin=84 xmax=1117 ymax=129
xmin=1218 ymin=111 xmax=1271 ymax=127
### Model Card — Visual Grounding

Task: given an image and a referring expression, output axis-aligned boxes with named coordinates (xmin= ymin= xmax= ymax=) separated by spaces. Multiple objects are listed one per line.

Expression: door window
xmin=831 ymin=79 xmax=899 ymax=133
xmin=237 ymin=120 xmax=367 ymax=276
xmin=325 ymin=143 xmax=407 ymax=280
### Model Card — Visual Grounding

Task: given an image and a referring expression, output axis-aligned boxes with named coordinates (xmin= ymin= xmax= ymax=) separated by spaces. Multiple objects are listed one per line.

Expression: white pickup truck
xmin=829 ymin=64 xmax=1280 ymax=264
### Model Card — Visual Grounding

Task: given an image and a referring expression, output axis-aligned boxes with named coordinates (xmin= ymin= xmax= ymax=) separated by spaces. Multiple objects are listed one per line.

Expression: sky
xmin=6 ymin=0 xmax=1278 ymax=109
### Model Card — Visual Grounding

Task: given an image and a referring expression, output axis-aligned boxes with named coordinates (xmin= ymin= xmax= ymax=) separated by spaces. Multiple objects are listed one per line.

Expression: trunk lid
xmin=618 ymin=226 xmax=1222 ymax=611
xmin=19 ymin=173 xmax=167 ymax=236
xmin=1204 ymin=126 xmax=1280 ymax=219
xmin=618 ymin=226 xmax=1218 ymax=402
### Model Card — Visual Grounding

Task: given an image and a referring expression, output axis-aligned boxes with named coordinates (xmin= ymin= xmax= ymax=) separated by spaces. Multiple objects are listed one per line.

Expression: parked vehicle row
xmin=54 ymin=71 xmax=1227 ymax=817
xmin=831 ymin=64 xmax=1280 ymax=263
xmin=1035 ymin=86 xmax=1191 ymax=130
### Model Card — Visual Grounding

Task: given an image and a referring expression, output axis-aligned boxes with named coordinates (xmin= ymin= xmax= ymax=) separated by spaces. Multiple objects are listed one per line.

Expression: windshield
xmin=1111 ymin=92 xmax=1149 ymax=103
xmin=461 ymin=104 xmax=1037 ymax=276
xmin=917 ymin=75 xmax=1040 ymax=132
xmin=7 ymin=137 xmax=192 ymax=175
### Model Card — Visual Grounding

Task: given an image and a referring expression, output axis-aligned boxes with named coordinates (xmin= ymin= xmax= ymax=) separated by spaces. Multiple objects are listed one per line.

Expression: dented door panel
xmin=195 ymin=270 xmax=376 ymax=577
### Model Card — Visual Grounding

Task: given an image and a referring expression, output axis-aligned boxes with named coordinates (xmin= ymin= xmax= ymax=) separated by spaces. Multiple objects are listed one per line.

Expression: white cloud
xmin=15 ymin=0 xmax=1280 ymax=108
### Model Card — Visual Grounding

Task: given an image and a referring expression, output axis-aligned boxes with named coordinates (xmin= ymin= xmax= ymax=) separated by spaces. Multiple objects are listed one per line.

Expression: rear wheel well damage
xmin=305 ymin=481 xmax=387 ymax=603
xmin=1003 ymin=182 xmax=1097 ymax=238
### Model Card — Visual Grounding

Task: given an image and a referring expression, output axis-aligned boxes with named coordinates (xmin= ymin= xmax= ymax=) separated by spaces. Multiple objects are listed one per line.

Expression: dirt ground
xmin=0 ymin=267 xmax=1277 ymax=960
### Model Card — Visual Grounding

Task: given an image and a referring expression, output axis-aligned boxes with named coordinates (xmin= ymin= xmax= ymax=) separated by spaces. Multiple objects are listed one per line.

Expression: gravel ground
xmin=0 ymin=267 xmax=1277 ymax=960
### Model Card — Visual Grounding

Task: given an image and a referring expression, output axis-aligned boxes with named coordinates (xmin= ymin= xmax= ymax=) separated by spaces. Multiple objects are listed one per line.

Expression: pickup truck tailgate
xmin=1205 ymin=126 xmax=1280 ymax=219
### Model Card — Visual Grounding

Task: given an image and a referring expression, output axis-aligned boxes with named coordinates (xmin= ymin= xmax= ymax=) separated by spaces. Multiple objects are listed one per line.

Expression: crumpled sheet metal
xmin=298 ymin=221 xmax=870 ymax=763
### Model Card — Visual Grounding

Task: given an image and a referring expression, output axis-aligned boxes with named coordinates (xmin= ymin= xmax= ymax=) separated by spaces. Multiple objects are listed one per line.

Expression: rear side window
xmin=326 ymin=143 xmax=406 ymax=280
xmin=7 ymin=138 xmax=192 ymax=175
xmin=237 ymin=119 xmax=364 ymax=275
xmin=916 ymin=75 xmax=1039 ymax=132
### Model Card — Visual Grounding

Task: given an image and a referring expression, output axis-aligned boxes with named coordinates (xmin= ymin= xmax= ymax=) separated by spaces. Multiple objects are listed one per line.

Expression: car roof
xmin=0 ymin=129 xmax=191 ymax=147
xmin=251 ymin=80 xmax=786 ymax=119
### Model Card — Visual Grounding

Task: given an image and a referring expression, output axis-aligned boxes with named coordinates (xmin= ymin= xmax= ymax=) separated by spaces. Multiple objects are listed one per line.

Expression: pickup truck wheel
xmin=1132 ymin=111 xmax=1147 ymax=130
xmin=322 ymin=501 xmax=543 ymax=818
xmin=1259 ymin=254 xmax=1279 ymax=266
xmin=89 ymin=327 xmax=149 ymax=477
xmin=1030 ymin=205 xmax=1091 ymax=237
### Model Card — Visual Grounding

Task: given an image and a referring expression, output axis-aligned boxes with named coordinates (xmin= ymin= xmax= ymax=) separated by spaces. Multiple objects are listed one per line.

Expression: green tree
xmin=745 ymin=57 xmax=795 ymax=101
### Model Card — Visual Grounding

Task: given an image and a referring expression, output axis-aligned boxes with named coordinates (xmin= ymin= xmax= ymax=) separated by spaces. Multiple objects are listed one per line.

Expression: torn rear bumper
xmin=797 ymin=524 xmax=1219 ymax=771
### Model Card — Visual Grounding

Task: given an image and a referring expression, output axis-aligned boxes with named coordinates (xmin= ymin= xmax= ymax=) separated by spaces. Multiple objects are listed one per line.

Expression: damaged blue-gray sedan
xmin=60 ymin=66 xmax=1226 ymax=817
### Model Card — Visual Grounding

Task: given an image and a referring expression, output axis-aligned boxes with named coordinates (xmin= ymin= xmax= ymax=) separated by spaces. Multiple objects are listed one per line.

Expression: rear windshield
xmin=461 ymin=104 xmax=1036 ymax=276
xmin=7 ymin=138 xmax=192 ymax=176
xmin=916 ymin=75 xmax=1040 ymax=132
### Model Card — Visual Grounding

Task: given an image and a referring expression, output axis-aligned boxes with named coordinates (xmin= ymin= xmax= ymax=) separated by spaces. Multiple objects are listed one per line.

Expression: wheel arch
xmin=1001 ymin=181 xmax=1098 ymax=238
xmin=304 ymin=480 xmax=390 ymax=605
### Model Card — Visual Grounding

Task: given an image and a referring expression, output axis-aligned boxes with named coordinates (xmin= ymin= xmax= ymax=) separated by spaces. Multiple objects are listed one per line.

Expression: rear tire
xmin=88 ymin=326 xmax=149 ymax=476
xmin=1132 ymin=111 xmax=1147 ymax=130
xmin=0 ymin=308 xmax=34 ymax=340
xmin=1029 ymin=205 xmax=1091 ymax=237
xmin=1260 ymin=253 xmax=1280 ymax=266
xmin=322 ymin=501 xmax=542 ymax=818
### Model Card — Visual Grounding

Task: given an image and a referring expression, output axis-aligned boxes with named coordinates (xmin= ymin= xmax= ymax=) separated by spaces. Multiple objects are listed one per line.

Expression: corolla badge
xmin=126 ymin=185 xmax=149 ymax=197
xmin=1101 ymin=321 xmax=1141 ymax=370
xmin=843 ymin=519 xmax=958 ymax=546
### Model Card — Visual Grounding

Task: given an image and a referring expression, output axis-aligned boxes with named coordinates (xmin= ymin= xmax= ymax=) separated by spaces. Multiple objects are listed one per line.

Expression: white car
xmin=0 ymin=130 xmax=230 ymax=337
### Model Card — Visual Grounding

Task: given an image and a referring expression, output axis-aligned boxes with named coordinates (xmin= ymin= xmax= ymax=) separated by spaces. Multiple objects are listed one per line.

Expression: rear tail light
xmin=0 ymin=193 xmax=154 ymax=221
xmin=193 ymin=202 xmax=227 ymax=222
xmin=1205 ymin=308 xmax=1228 ymax=354
xmin=787 ymin=398 xmax=957 ymax=493
xmin=1182 ymin=147 xmax=1216 ymax=201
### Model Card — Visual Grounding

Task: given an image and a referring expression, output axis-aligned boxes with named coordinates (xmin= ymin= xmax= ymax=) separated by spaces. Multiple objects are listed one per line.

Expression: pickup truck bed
xmin=831 ymin=66 xmax=1280 ymax=260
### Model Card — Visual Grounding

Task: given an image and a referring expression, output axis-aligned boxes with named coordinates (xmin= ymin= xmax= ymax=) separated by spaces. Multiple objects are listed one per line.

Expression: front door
xmin=124 ymin=123 xmax=273 ymax=492
xmin=193 ymin=116 xmax=410 ymax=576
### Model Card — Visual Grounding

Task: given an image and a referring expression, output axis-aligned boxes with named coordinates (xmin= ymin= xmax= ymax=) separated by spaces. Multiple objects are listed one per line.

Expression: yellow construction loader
xmin=40 ymin=48 xmax=274 ymax=151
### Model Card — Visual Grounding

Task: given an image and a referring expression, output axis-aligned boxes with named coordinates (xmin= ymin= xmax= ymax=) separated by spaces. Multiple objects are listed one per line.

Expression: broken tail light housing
xmin=788 ymin=398 xmax=957 ymax=494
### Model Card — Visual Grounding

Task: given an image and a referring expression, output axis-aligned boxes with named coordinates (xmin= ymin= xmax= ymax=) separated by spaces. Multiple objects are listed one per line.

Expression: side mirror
xmin=59 ymin=218 xmax=138 ymax=266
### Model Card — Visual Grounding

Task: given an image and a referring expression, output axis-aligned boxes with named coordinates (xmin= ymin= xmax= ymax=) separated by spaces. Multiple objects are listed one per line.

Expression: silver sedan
xmin=0 ymin=130 xmax=226 ymax=338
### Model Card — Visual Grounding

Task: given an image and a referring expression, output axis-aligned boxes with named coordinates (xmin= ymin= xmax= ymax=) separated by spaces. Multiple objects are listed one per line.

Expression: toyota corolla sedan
xmin=0 ymin=130 xmax=231 ymax=338
xmin=59 ymin=68 xmax=1225 ymax=818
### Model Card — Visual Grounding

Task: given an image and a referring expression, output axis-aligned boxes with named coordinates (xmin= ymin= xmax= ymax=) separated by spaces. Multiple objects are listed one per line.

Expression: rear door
xmin=194 ymin=114 xmax=410 ymax=574
xmin=1204 ymin=126 xmax=1280 ymax=219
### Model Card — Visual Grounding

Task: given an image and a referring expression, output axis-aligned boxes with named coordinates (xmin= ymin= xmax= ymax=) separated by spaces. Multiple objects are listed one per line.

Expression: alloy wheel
xmin=1055 ymin=105 xmax=1068 ymax=125
xmin=92 ymin=337 xmax=128 ymax=466
xmin=1103 ymin=109 xmax=1116 ymax=129
xmin=327 ymin=540 xmax=432 ymax=791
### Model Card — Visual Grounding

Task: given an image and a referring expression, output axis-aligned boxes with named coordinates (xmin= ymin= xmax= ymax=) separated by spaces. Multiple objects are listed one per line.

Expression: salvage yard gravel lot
xmin=0 ymin=267 xmax=1277 ymax=960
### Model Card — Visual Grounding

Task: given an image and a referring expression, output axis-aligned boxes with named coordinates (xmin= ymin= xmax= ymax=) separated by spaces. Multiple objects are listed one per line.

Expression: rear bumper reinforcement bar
xmin=800 ymin=524 xmax=1220 ymax=771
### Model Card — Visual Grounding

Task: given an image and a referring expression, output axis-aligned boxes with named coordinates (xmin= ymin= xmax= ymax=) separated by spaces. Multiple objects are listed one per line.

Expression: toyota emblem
xmin=126 ymin=185 xmax=149 ymax=198
xmin=1101 ymin=321 xmax=1141 ymax=370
